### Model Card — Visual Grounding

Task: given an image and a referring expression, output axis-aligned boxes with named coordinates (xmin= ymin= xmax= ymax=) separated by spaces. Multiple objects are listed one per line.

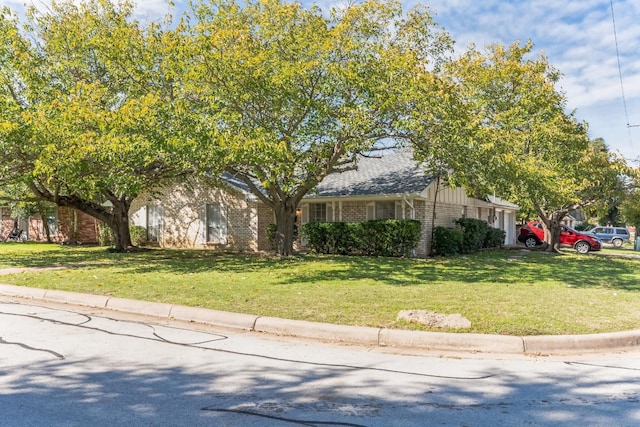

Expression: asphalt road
xmin=2 ymin=298 xmax=640 ymax=427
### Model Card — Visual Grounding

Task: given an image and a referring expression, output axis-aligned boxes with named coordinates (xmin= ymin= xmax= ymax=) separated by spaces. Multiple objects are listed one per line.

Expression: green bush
xmin=267 ymin=223 xmax=300 ymax=251
xmin=358 ymin=219 xmax=421 ymax=257
xmin=484 ymin=227 xmax=505 ymax=248
xmin=455 ymin=218 xmax=489 ymax=253
xmin=301 ymin=222 xmax=360 ymax=255
xmin=266 ymin=224 xmax=278 ymax=250
xmin=97 ymin=222 xmax=113 ymax=246
xmin=432 ymin=226 xmax=463 ymax=256
xmin=130 ymin=225 xmax=147 ymax=247
xmin=302 ymin=219 xmax=421 ymax=257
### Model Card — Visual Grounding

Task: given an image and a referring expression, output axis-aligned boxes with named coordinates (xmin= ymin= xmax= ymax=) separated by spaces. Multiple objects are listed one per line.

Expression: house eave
xmin=302 ymin=193 xmax=425 ymax=203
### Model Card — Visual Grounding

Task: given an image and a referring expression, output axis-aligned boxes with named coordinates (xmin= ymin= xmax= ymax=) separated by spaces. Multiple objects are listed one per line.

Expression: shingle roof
xmin=309 ymin=150 xmax=434 ymax=198
xmin=220 ymin=172 xmax=262 ymax=201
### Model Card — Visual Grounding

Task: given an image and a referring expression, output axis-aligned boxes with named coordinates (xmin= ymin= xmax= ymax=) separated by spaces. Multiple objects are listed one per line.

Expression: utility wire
xmin=610 ymin=0 xmax=638 ymax=163
xmin=611 ymin=0 xmax=636 ymax=129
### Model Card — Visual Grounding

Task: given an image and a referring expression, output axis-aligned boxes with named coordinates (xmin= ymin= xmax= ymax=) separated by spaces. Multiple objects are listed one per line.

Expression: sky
xmin=2 ymin=0 xmax=639 ymax=164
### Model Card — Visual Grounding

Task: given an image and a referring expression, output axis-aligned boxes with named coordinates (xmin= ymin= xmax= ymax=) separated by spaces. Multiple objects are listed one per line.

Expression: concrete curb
xmin=2 ymin=283 xmax=639 ymax=355
xmin=254 ymin=316 xmax=381 ymax=346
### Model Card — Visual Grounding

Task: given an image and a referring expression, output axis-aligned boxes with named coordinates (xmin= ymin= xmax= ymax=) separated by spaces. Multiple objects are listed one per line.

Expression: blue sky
xmin=3 ymin=0 xmax=639 ymax=164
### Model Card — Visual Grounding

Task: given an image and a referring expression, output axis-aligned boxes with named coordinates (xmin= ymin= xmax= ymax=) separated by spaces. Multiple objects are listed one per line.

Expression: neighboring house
xmin=130 ymin=151 xmax=519 ymax=256
xmin=562 ymin=210 xmax=586 ymax=229
xmin=0 ymin=206 xmax=99 ymax=243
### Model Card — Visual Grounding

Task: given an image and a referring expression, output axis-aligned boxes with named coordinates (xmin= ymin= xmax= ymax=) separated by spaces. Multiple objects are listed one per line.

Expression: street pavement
xmin=2 ymin=296 xmax=640 ymax=426
xmin=2 ymin=247 xmax=640 ymax=427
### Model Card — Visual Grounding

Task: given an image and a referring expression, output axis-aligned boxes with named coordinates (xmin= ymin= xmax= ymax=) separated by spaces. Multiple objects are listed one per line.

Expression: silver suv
xmin=586 ymin=226 xmax=631 ymax=248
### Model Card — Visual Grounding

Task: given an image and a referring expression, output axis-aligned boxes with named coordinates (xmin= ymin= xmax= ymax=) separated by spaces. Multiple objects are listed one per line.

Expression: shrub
xmin=455 ymin=218 xmax=489 ymax=253
xmin=266 ymin=224 xmax=278 ymax=250
xmin=302 ymin=219 xmax=420 ymax=257
xmin=130 ymin=225 xmax=147 ymax=247
xmin=484 ymin=227 xmax=505 ymax=248
xmin=358 ymin=219 xmax=421 ymax=257
xmin=301 ymin=222 xmax=360 ymax=255
xmin=432 ymin=226 xmax=463 ymax=256
xmin=267 ymin=223 xmax=300 ymax=251
xmin=97 ymin=222 xmax=113 ymax=246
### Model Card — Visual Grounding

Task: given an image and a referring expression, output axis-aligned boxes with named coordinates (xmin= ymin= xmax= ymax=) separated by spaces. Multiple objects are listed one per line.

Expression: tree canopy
xmin=179 ymin=0 xmax=453 ymax=255
xmin=0 ymin=0 xmax=631 ymax=255
xmin=0 ymin=0 xmax=197 ymax=250
xmin=412 ymin=41 xmax=628 ymax=251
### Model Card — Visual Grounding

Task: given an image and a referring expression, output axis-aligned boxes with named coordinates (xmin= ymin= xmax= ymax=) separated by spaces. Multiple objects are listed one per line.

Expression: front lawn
xmin=0 ymin=243 xmax=639 ymax=335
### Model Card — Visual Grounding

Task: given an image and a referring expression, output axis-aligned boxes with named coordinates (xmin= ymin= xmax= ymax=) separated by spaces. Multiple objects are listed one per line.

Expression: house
xmin=129 ymin=151 xmax=519 ymax=256
xmin=300 ymin=151 xmax=519 ymax=256
xmin=0 ymin=206 xmax=100 ymax=244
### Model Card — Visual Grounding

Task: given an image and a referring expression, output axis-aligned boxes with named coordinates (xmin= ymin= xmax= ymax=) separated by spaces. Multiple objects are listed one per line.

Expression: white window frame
xmin=309 ymin=203 xmax=327 ymax=223
xmin=204 ymin=203 xmax=228 ymax=244
xmin=146 ymin=204 xmax=163 ymax=242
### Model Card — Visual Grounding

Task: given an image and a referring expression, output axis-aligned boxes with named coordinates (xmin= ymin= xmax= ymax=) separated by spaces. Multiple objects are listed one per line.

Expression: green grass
xmin=0 ymin=243 xmax=639 ymax=336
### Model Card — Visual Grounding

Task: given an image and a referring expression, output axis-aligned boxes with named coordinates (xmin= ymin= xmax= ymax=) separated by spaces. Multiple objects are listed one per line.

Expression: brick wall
xmin=26 ymin=208 xmax=98 ymax=243
xmin=130 ymin=180 xmax=264 ymax=251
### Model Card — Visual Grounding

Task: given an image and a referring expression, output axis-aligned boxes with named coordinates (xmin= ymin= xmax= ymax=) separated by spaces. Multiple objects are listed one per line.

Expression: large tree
xmin=183 ymin=0 xmax=452 ymax=255
xmin=0 ymin=0 xmax=197 ymax=250
xmin=413 ymin=41 xmax=626 ymax=251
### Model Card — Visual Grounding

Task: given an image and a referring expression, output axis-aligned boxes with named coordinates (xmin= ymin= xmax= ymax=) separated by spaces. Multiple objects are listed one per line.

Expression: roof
xmin=308 ymin=150 xmax=434 ymax=198
xmin=220 ymin=172 xmax=262 ymax=202
xmin=486 ymin=195 xmax=520 ymax=210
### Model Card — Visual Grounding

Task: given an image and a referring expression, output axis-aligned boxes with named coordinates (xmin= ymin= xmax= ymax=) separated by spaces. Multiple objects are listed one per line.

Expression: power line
xmin=610 ymin=0 xmax=639 ymax=132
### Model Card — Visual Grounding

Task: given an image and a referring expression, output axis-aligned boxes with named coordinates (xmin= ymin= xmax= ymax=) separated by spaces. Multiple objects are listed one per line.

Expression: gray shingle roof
xmin=309 ymin=150 xmax=434 ymax=198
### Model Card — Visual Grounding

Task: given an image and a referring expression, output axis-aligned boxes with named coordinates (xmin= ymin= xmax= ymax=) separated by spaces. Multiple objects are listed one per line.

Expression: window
xmin=309 ymin=203 xmax=327 ymax=223
xmin=205 ymin=203 xmax=227 ymax=244
xmin=147 ymin=204 xmax=162 ymax=242
xmin=376 ymin=202 xmax=396 ymax=220
xmin=45 ymin=207 xmax=58 ymax=236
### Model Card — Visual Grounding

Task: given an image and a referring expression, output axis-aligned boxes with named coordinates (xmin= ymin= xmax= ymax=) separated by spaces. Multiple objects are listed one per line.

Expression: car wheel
xmin=612 ymin=238 xmax=623 ymax=248
xmin=524 ymin=236 xmax=538 ymax=248
xmin=575 ymin=241 xmax=590 ymax=254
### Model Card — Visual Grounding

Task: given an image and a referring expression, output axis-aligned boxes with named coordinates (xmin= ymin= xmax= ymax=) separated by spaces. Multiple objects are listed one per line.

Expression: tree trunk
xmin=540 ymin=214 xmax=564 ymax=253
xmin=544 ymin=220 xmax=562 ymax=252
xmin=429 ymin=174 xmax=442 ymax=256
xmin=105 ymin=198 xmax=133 ymax=251
xmin=40 ymin=211 xmax=52 ymax=243
xmin=273 ymin=200 xmax=298 ymax=256
xmin=27 ymin=182 xmax=133 ymax=251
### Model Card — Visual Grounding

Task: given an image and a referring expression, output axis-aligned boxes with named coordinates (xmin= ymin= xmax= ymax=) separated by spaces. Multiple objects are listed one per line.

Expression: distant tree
xmin=0 ymin=1 xmax=198 ymax=251
xmin=183 ymin=0 xmax=453 ymax=255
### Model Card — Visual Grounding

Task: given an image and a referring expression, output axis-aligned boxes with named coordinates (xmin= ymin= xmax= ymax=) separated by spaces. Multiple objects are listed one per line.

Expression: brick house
xmin=129 ymin=151 xmax=519 ymax=256
xmin=1 ymin=206 xmax=99 ymax=243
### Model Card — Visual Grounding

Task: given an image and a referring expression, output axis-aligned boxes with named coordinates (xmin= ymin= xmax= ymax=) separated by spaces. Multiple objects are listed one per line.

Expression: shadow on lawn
xmin=2 ymin=243 xmax=638 ymax=292
xmin=119 ymin=249 xmax=640 ymax=292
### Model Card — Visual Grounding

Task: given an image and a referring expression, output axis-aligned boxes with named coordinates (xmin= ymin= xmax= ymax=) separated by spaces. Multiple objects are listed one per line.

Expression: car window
xmin=604 ymin=228 xmax=613 ymax=234
xmin=616 ymin=229 xmax=629 ymax=235
xmin=593 ymin=227 xmax=603 ymax=233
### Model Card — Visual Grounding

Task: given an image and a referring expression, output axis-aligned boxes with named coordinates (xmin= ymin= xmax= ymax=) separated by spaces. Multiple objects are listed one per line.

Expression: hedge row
xmin=301 ymin=219 xmax=421 ymax=257
xmin=432 ymin=218 xmax=505 ymax=256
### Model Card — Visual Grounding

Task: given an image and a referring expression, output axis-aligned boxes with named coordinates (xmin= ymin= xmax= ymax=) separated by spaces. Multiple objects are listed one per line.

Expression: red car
xmin=518 ymin=221 xmax=602 ymax=254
